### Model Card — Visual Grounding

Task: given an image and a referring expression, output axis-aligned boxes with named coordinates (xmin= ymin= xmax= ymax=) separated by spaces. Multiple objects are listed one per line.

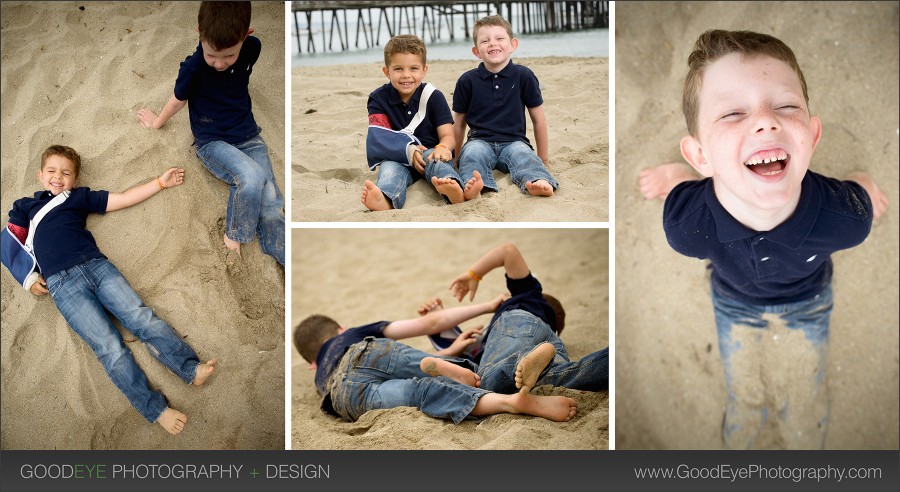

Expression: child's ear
xmin=471 ymin=46 xmax=480 ymax=59
xmin=382 ymin=66 xmax=390 ymax=79
xmin=680 ymin=135 xmax=713 ymax=178
xmin=510 ymin=37 xmax=519 ymax=52
xmin=246 ymin=27 xmax=254 ymax=37
xmin=809 ymin=116 xmax=822 ymax=153
xmin=307 ymin=362 xmax=317 ymax=370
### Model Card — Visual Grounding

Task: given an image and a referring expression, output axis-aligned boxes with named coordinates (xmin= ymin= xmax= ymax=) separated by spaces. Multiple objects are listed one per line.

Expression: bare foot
xmin=431 ymin=177 xmax=465 ymax=204
xmin=510 ymin=392 xmax=577 ymax=422
xmin=638 ymin=163 xmax=698 ymax=200
xmin=515 ymin=342 xmax=556 ymax=393
xmin=223 ymin=234 xmax=241 ymax=257
xmin=463 ymin=170 xmax=484 ymax=200
xmin=472 ymin=392 xmax=577 ymax=422
xmin=193 ymin=359 xmax=218 ymax=386
xmin=417 ymin=297 xmax=444 ymax=316
xmin=525 ymin=179 xmax=554 ymax=197
xmin=361 ymin=180 xmax=392 ymax=211
xmin=420 ymin=357 xmax=481 ymax=387
xmin=157 ymin=407 xmax=188 ymax=435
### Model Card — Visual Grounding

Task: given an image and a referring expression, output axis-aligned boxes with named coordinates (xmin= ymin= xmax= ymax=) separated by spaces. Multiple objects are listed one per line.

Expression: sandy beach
xmin=0 ymin=1 xmax=285 ymax=449
xmin=291 ymin=229 xmax=609 ymax=449
xmin=292 ymin=56 xmax=609 ymax=222
xmin=614 ymin=2 xmax=899 ymax=449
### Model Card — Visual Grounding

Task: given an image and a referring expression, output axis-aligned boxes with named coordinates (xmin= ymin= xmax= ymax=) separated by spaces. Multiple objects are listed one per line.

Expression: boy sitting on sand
xmin=639 ymin=30 xmax=888 ymax=449
xmin=138 ymin=1 xmax=284 ymax=265
xmin=452 ymin=15 xmax=558 ymax=199
xmin=2 ymin=145 xmax=217 ymax=435
xmin=362 ymin=34 xmax=475 ymax=211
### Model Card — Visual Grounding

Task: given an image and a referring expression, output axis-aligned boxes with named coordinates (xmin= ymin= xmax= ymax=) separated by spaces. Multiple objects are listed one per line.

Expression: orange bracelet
xmin=435 ymin=143 xmax=448 ymax=150
xmin=157 ymin=177 xmax=166 ymax=190
xmin=468 ymin=270 xmax=482 ymax=281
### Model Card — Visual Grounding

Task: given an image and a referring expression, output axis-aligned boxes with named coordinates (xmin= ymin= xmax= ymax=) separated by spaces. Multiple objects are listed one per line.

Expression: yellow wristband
xmin=468 ymin=270 xmax=482 ymax=281
xmin=157 ymin=177 xmax=166 ymax=190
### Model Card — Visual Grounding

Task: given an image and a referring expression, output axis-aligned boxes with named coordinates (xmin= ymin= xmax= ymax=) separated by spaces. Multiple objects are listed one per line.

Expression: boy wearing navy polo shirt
xmin=138 ymin=2 xmax=284 ymax=265
xmin=452 ymin=15 xmax=558 ymax=199
xmin=3 ymin=145 xmax=217 ymax=436
xmin=640 ymin=30 xmax=889 ymax=449
xmin=361 ymin=34 xmax=470 ymax=211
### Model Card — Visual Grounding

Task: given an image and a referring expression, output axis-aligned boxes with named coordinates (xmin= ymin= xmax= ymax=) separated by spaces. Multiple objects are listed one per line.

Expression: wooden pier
xmin=291 ymin=1 xmax=608 ymax=54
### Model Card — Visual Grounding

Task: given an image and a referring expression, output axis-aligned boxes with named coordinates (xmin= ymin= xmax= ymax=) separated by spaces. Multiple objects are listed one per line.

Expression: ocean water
xmin=291 ymin=9 xmax=608 ymax=67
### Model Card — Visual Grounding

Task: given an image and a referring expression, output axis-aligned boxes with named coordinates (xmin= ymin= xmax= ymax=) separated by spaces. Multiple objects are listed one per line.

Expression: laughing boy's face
xmin=472 ymin=25 xmax=517 ymax=71
xmin=39 ymin=155 xmax=77 ymax=195
xmin=682 ymin=53 xmax=822 ymax=218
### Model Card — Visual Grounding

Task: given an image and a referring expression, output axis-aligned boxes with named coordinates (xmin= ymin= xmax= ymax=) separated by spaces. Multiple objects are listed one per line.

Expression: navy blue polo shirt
xmin=314 ymin=321 xmax=390 ymax=395
xmin=477 ymin=273 xmax=556 ymax=363
xmin=452 ymin=61 xmax=543 ymax=145
xmin=367 ymin=82 xmax=452 ymax=148
xmin=8 ymin=188 xmax=109 ymax=279
xmin=663 ymin=171 xmax=873 ymax=305
xmin=174 ymin=36 xmax=262 ymax=147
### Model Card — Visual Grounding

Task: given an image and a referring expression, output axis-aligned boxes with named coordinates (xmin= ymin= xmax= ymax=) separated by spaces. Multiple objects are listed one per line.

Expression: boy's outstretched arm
xmin=527 ymin=105 xmax=550 ymax=166
xmin=106 ymin=167 xmax=185 ymax=212
xmin=382 ymin=294 xmax=506 ymax=340
xmin=138 ymin=95 xmax=187 ymax=130
xmin=452 ymin=112 xmax=467 ymax=163
xmin=450 ymin=243 xmax=530 ymax=302
xmin=845 ymin=171 xmax=889 ymax=220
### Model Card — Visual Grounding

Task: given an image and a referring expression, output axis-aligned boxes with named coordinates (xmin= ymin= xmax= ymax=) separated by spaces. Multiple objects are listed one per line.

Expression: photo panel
xmin=291 ymin=228 xmax=609 ymax=449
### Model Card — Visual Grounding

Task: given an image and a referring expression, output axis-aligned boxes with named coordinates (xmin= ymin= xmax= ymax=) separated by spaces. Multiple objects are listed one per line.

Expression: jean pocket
xmin=351 ymin=338 xmax=397 ymax=375
xmin=46 ymin=270 xmax=68 ymax=299
xmin=494 ymin=310 xmax=541 ymax=338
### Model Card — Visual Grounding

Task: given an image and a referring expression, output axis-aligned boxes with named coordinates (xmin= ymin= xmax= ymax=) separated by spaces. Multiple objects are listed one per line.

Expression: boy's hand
xmin=846 ymin=172 xmax=889 ymax=220
xmin=449 ymin=271 xmax=480 ymax=302
xmin=137 ymin=108 xmax=160 ymax=129
xmin=488 ymin=292 xmax=511 ymax=312
xmin=159 ymin=168 xmax=185 ymax=189
xmin=443 ymin=327 xmax=483 ymax=357
xmin=428 ymin=146 xmax=452 ymax=164
xmin=29 ymin=275 xmax=48 ymax=296
xmin=413 ymin=145 xmax=427 ymax=174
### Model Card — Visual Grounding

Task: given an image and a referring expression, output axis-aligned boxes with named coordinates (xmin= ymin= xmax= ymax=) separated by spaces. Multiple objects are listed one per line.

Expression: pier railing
xmin=291 ymin=1 xmax=608 ymax=54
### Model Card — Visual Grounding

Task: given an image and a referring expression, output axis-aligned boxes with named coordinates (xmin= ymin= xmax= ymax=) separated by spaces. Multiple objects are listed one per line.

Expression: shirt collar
xmin=477 ymin=60 xmax=515 ymax=79
xmin=710 ymin=172 xmax=818 ymax=248
xmin=386 ymin=82 xmax=426 ymax=107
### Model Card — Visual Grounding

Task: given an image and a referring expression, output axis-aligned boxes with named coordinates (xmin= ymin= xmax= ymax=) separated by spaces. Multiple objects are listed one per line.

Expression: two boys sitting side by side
xmin=363 ymin=15 xmax=558 ymax=211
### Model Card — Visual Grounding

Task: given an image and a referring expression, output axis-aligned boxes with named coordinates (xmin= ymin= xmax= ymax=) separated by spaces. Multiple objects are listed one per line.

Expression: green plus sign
xmin=250 ymin=468 xmax=259 ymax=478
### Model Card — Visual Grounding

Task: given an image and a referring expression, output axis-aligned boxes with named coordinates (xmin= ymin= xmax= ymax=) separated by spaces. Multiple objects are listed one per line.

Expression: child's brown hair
xmin=198 ymin=1 xmax=251 ymax=51
xmin=383 ymin=34 xmax=426 ymax=68
xmin=682 ymin=30 xmax=809 ymax=137
xmin=294 ymin=314 xmax=342 ymax=364
xmin=41 ymin=145 xmax=82 ymax=177
xmin=472 ymin=15 xmax=513 ymax=45
xmin=543 ymin=294 xmax=565 ymax=337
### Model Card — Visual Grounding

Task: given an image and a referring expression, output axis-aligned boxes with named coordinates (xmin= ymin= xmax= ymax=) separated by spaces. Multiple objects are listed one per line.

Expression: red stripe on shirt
xmin=7 ymin=223 xmax=27 ymax=244
xmin=368 ymin=113 xmax=392 ymax=129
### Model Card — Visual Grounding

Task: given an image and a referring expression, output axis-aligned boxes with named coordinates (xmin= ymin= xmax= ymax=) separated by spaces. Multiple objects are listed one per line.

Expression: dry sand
xmin=291 ymin=229 xmax=609 ymax=449
xmin=292 ymin=57 xmax=609 ymax=222
xmin=0 ymin=1 xmax=285 ymax=449
xmin=615 ymin=1 xmax=899 ymax=449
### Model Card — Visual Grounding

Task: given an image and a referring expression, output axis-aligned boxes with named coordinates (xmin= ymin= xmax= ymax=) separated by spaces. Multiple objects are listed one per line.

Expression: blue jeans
xmin=374 ymin=149 xmax=461 ymax=208
xmin=478 ymin=310 xmax=608 ymax=394
xmin=327 ymin=338 xmax=488 ymax=424
xmin=46 ymin=258 xmax=200 ymax=423
xmin=713 ymin=285 xmax=832 ymax=450
xmin=458 ymin=140 xmax=558 ymax=193
xmin=196 ymin=136 xmax=285 ymax=265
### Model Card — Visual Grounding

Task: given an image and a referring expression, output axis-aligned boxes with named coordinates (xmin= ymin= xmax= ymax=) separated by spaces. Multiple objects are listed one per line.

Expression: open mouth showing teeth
xmin=744 ymin=151 xmax=789 ymax=176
